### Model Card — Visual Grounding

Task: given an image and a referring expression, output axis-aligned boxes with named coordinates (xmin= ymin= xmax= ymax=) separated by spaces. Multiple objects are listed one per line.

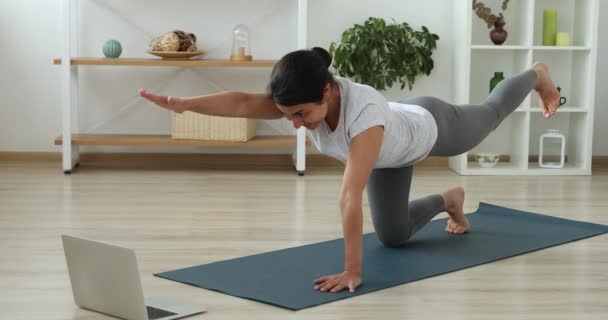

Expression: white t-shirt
xmin=307 ymin=77 xmax=438 ymax=168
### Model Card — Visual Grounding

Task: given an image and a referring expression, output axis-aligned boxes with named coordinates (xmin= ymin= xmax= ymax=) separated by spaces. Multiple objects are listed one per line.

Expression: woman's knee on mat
xmin=376 ymin=230 xmax=412 ymax=248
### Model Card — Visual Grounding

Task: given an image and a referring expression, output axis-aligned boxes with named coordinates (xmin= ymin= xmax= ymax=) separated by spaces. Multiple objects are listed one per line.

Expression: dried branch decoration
xmin=472 ymin=0 xmax=510 ymax=28
xmin=150 ymin=30 xmax=197 ymax=52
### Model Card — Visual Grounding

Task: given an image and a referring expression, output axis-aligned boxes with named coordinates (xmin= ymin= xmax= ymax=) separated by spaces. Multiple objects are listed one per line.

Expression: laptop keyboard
xmin=147 ymin=305 xmax=177 ymax=320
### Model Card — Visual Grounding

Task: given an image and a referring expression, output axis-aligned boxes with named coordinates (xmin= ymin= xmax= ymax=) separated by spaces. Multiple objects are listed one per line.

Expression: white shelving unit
xmin=58 ymin=0 xmax=309 ymax=175
xmin=451 ymin=0 xmax=599 ymax=175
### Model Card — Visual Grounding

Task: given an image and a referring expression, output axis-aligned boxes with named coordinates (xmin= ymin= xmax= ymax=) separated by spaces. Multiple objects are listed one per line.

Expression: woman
xmin=140 ymin=47 xmax=561 ymax=294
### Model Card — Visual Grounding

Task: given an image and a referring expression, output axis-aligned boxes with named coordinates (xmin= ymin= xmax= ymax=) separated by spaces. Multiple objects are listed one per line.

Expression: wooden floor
xmin=1 ymin=160 xmax=607 ymax=319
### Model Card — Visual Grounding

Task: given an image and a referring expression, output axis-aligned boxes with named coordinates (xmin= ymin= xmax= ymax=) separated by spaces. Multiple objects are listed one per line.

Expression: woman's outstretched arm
xmin=139 ymin=89 xmax=285 ymax=119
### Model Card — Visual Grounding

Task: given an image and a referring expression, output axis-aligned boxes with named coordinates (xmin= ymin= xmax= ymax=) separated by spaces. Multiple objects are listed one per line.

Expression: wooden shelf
xmin=54 ymin=2 xmax=309 ymax=174
xmin=54 ymin=134 xmax=307 ymax=147
xmin=53 ymin=57 xmax=277 ymax=67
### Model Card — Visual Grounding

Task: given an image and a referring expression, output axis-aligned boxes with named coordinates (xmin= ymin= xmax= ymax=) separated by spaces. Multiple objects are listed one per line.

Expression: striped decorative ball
xmin=102 ymin=40 xmax=122 ymax=58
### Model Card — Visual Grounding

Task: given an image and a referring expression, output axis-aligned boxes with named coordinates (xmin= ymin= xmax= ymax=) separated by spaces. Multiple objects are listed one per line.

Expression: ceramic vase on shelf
xmin=490 ymin=18 xmax=508 ymax=45
xmin=543 ymin=9 xmax=558 ymax=46
xmin=490 ymin=72 xmax=505 ymax=93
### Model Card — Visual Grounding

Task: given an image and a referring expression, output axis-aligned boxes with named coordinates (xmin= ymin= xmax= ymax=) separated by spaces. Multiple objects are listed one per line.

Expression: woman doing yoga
xmin=140 ymin=47 xmax=561 ymax=294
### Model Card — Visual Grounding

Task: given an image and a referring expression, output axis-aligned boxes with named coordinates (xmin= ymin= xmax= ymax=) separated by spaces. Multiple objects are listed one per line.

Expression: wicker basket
xmin=171 ymin=111 xmax=256 ymax=141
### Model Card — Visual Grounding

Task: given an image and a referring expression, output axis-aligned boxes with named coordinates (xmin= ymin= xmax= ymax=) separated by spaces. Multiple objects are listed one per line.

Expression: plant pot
xmin=476 ymin=153 xmax=501 ymax=168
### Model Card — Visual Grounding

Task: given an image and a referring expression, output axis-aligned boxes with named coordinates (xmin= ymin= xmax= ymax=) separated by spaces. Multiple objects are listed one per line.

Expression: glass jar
xmin=230 ymin=24 xmax=252 ymax=61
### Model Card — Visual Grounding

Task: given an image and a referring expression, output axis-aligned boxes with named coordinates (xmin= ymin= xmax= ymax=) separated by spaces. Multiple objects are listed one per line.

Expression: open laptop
xmin=61 ymin=235 xmax=206 ymax=320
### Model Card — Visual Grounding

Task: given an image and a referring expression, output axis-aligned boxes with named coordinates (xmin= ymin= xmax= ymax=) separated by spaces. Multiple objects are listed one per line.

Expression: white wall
xmin=0 ymin=0 xmax=606 ymax=155
xmin=0 ymin=0 xmax=63 ymax=151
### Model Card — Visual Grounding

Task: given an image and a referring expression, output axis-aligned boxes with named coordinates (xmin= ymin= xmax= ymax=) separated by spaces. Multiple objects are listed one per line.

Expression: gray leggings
xmin=367 ymin=69 xmax=537 ymax=247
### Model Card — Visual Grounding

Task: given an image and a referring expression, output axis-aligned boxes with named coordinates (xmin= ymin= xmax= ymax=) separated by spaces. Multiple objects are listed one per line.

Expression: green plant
xmin=329 ymin=17 xmax=439 ymax=91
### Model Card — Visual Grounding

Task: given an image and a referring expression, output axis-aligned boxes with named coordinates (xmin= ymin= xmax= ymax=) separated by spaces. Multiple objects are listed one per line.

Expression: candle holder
xmin=543 ymin=9 xmax=557 ymax=46
xmin=230 ymin=24 xmax=252 ymax=61
xmin=556 ymin=32 xmax=571 ymax=46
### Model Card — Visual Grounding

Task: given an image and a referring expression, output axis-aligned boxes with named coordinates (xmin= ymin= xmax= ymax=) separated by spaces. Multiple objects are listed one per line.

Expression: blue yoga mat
xmin=155 ymin=202 xmax=608 ymax=310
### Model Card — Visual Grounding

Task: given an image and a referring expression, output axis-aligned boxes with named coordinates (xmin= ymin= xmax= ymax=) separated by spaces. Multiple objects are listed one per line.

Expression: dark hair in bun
xmin=267 ymin=47 xmax=335 ymax=106
xmin=311 ymin=47 xmax=332 ymax=68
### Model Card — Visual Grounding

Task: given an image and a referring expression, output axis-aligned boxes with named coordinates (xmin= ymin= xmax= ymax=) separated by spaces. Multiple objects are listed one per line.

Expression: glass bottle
xmin=490 ymin=72 xmax=505 ymax=93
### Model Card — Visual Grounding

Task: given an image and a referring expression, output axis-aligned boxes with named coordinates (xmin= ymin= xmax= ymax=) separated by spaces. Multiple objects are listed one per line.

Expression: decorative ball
xmin=149 ymin=30 xmax=197 ymax=52
xmin=160 ymin=32 xmax=180 ymax=51
xmin=103 ymin=39 xmax=122 ymax=58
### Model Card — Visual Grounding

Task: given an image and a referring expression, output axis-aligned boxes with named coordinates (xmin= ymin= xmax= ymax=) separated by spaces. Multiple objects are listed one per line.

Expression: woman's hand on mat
xmin=139 ymin=89 xmax=188 ymax=113
xmin=313 ymin=270 xmax=361 ymax=293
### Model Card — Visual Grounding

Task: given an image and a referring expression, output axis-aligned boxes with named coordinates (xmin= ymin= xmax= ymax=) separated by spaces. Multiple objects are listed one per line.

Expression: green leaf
xmin=330 ymin=17 xmax=438 ymax=91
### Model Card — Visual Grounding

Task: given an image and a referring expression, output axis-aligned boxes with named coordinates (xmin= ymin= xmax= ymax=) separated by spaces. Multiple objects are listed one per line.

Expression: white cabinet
xmin=452 ymin=0 xmax=598 ymax=175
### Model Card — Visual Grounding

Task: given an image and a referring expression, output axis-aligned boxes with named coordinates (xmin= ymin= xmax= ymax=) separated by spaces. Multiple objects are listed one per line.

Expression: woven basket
xmin=172 ymin=111 xmax=256 ymax=141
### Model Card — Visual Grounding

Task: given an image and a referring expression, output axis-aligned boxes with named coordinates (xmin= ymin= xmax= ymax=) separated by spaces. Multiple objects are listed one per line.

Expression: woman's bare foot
xmin=532 ymin=62 xmax=561 ymax=118
xmin=442 ymin=186 xmax=470 ymax=234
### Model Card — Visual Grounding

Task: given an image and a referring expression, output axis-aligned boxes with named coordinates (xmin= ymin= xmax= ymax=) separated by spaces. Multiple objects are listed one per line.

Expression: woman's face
xmin=276 ymin=101 xmax=327 ymax=130
xmin=275 ymin=84 xmax=331 ymax=130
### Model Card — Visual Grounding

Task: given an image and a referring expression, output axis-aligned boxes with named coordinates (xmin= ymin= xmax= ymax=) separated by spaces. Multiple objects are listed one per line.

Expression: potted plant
xmin=472 ymin=0 xmax=510 ymax=45
xmin=329 ymin=17 xmax=439 ymax=91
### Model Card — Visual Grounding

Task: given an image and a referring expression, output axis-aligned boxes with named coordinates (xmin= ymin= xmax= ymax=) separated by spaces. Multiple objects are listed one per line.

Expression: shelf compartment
xmin=464 ymin=161 xmax=587 ymax=175
xmin=531 ymin=46 xmax=591 ymax=51
xmin=533 ymin=0 xmax=595 ymax=47
xmin=54 ymin=134 xmax=306 ymax=147
xmin=469 ymin=49 xmax=532 ymax=109
xmin=529 ymin=108 xmax=588 ymax=113
xmin=528 ymin=112 xmax=589 ymax=171
xmin=471 ymin=45 xmax=529 ymax=50
xmin=53 ymin=57 xmax=277 ymax=68
xmin=467 ymin=112 xmax=529 ymax=170
xmin=527 ymin=162 xmax=588 ymax=174
xmin=471 ymin=0 xmax=533 ymax=46
xmin=530 ymin=50 xmax=591 ymax=111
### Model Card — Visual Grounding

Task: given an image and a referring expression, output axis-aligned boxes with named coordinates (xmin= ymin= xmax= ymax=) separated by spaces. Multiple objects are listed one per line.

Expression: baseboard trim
xmin=593 ymin=156 xmax=608 ymax=168
xmin=0 ymin=152 xmax=61 ymax=161
xmin=1 ymin=152 xmax=607 ymax=168
xmin=0 ymin=152 xmax=344 ymax=168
